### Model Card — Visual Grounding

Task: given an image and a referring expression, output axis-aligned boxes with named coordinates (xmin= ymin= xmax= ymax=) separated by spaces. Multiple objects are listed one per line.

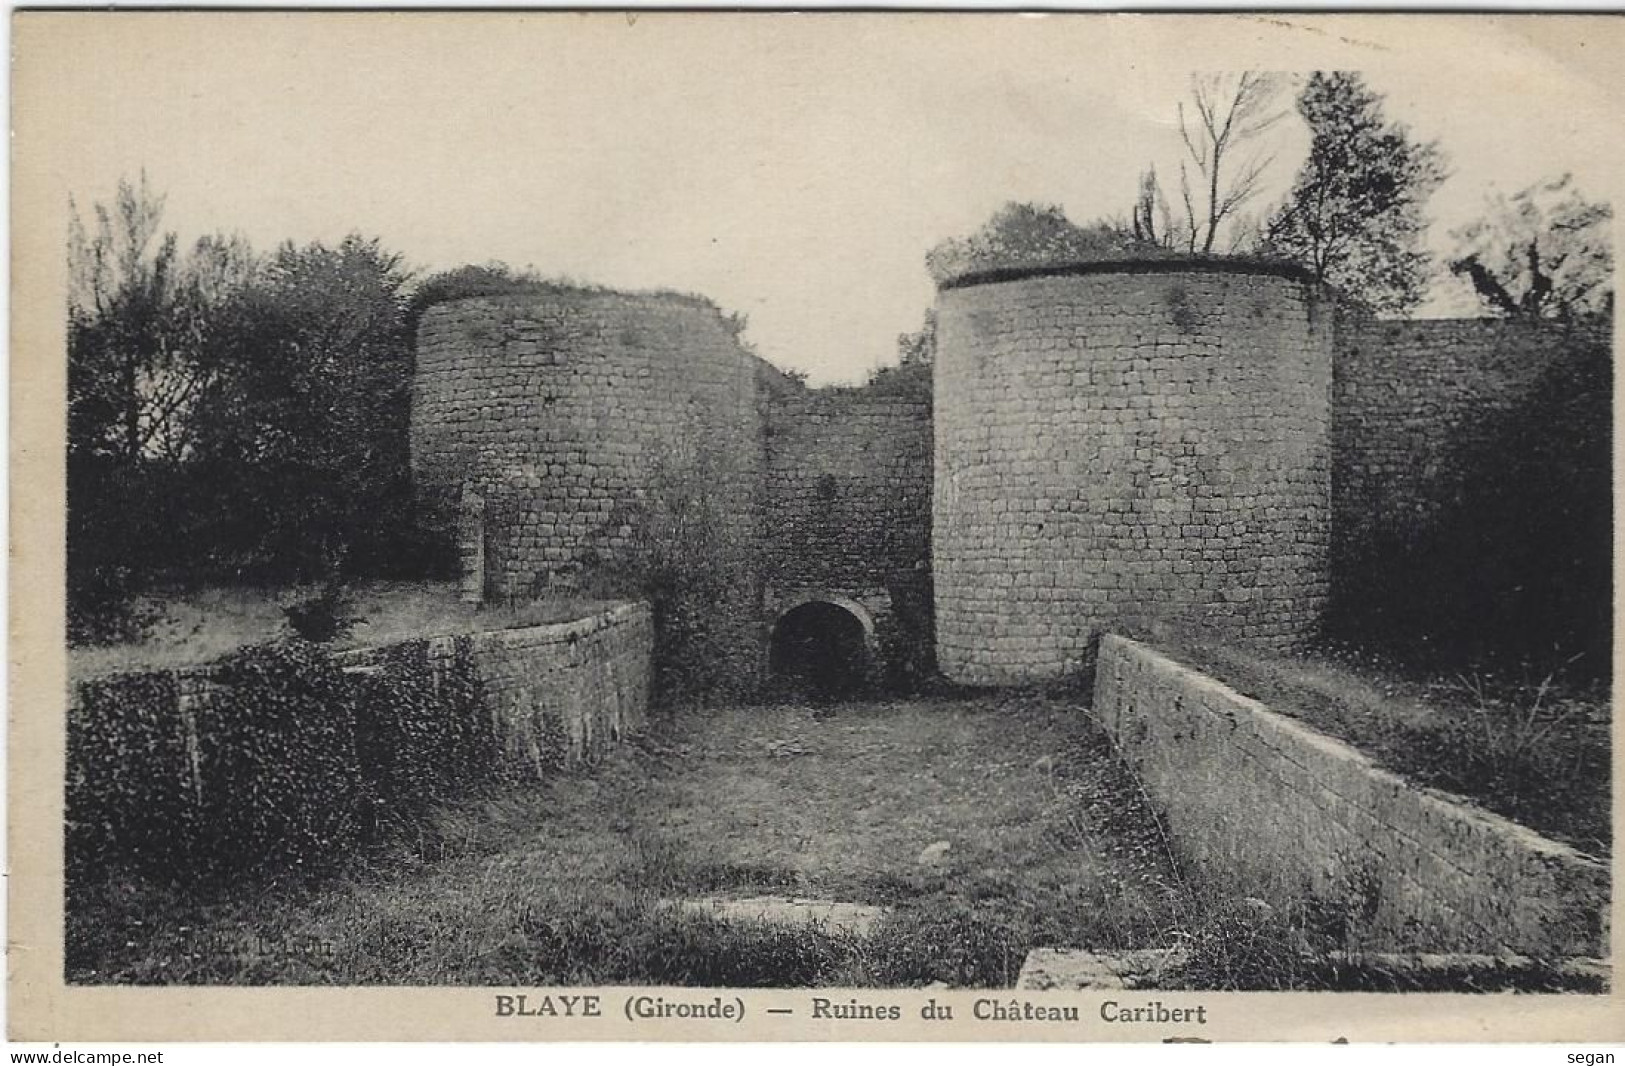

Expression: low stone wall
xmin=339 ymin=602 xmax=653 ymax=776
xmin=171 ymin=602 xmax=656 ymax=780
xmin=1092 ymin=635 xmax=1607 ymax=957
xmin=69 ymin=602 xmax=653 ymax=880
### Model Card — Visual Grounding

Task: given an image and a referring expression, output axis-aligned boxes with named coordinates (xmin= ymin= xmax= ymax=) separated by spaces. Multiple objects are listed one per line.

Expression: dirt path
xmin=70 ymin=694 xmax=1186 ymax=987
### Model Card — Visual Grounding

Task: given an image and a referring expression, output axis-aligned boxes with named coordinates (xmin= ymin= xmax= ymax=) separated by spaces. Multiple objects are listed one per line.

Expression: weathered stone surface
xmin=933 ymin=267 xmax=1334 ymax=685
xmin=134 ymin=602 xmax=654 ymax=812
xmin=668 ymin=896 xmax=886 ymax=938
xmin=761 ymin=370 xmax=934 ymax=681
xmin=1016 ymin=947 xmax=1186 ymax=990
xmin=333 ymin=602 xmax=653 ymax=776
xmin=764 ymin=381 xmax=931 ymax=591
xmin=412 ymin=290 xmax=765 ymax=611
xmin=407 ymin=277 xmax=1603 ymax=699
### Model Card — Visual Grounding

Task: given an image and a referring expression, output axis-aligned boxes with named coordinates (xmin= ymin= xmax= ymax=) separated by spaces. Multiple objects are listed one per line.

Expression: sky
xmin=16 ymin=13 xmax=1623 ymax=384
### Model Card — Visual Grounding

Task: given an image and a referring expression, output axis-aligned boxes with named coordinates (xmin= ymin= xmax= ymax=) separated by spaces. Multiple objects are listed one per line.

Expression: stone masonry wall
xmin=1330 ymin=313 xmax=1611 ymax=659
xmin=412 ymin=290 xmax=763 ymax=603
xmin=764 ymin=376 xmax=932 ymax=592
xmin=334 ymin=602 xmax=652 ymax=776
xmin=1093 ymin=635 xmax=1607 ymax=957
xmin=934 ymin=264 xmax=1333 ymax=686
xmin=69 ymin=603 xmax=655 ymax=879
xmin=165 ymin=604 xmax=655 ymax=784
xmin=763 ymin=368 xmax=934 ymax=683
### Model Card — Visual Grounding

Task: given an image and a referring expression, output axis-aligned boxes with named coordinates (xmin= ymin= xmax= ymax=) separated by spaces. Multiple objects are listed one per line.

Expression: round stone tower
xmin=932 ymin=260 xmax=1333 ymax=686
xmin=411 ymin=287 xmax=761 ymax=602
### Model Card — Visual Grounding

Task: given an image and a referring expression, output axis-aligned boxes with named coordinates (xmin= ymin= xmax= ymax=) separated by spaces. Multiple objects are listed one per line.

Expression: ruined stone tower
xmin=931 ymin=260 xmax=1334 ymax=686
xmin=411 ymin=289 xmax=763 ymax=603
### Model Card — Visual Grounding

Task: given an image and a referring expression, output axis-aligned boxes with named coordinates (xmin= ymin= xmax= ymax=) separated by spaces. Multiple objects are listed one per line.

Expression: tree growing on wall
xmin=896 ymin=308 xmax=936 ymax=366
xmin=1448 ymin=173 xmax=1613 ymax=320
xmin=1130 ymin=166 xmax=1177 ymax=250
xmin=926 ymin=201 xmax=1162 ymax=285
xmin=1261 ymin=72 xmax=1448 ymax=316
xmin=1126 ymin=74 xmax=1284 ymax=255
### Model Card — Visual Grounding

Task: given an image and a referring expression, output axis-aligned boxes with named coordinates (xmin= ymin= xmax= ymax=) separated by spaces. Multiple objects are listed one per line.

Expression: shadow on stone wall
xmin=1329 ymin=328 xmax=1611 ymax=675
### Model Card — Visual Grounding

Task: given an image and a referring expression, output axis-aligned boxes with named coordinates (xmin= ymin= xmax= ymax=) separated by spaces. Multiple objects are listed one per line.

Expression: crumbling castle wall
xmin=412 ymin=289 xmax=763 ymax=602
xmin=412 ymin=289 xmax=768 ymax=695
xmin=407 ymin=271 xmax=1607 ymax=695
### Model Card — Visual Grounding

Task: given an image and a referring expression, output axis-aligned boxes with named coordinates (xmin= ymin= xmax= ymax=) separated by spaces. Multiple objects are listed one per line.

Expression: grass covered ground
xmin=68 ymin=694 xmax=1189 ymax=987
xmin=67 ymin=689 xmax=1604 ymax=992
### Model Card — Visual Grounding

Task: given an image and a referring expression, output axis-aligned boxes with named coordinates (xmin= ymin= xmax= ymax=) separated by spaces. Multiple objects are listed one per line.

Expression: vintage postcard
xmin=9 ymin=9 xmax=1623 ymax=1045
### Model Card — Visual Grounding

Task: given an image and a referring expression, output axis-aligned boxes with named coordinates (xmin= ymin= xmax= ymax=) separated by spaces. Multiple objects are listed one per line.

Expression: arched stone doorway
xmin=769 ymin=598 xmax=877 ymax=699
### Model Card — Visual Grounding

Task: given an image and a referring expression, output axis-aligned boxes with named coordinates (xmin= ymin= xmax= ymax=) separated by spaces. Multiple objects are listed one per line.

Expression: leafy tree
xmin=68 ymin=173 xmax=189 ymax=464
xmin=1448 ymin=173 xmax=1612 ymax=320
xmin=189 ymin=236 xmax=418 ymax=581
xmin=896 ymin=308 xmax=936 ymax=367
xmin=69 ymin=183 xmax=262 ymax=467
xmin=926 ymin=201 xmax=1163 ymax=285
xmin=66 ymin=177 xmax=443 ymax=640
xmin=66 ymin=177 xmax=265 ymax=641
xmin=1261 ymin=72 xmax=1448 ymax=315
xmin=1131 ymin=166 xmax=1177 ymax=250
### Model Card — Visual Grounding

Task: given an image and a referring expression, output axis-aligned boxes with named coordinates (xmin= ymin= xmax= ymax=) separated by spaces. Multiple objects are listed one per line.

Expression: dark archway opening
xmin=769 ymin=601 xmax=872 ymax=700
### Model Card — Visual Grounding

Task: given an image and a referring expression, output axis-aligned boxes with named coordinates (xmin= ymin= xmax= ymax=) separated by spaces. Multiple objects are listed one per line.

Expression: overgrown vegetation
xmin=67 ymin=579 xmax=609 ymax=682
xmin=66 ymin=633 xmax=499 ymax=895
xmin=569 ymin=443 xmax=763 ymax=708
xmin=67 ymin=692 xmax=1599 ymax=991
xmin=924 ymin=201 xmax=1179 ymax=286
xmin=67 ymin=695 xmax=1183 ymax=985
xmin=67 ymin=177 xmax=448 ymax=645
xmin=1328 ymin=318 xmax=1612 ymax=677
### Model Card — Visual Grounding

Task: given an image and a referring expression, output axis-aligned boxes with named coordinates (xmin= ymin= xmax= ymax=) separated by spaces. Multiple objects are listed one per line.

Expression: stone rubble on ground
xmin=1015 ymin=947 xmax=1187 ymax=990
xmin=666 ymin=896 xmax=886 ymax=938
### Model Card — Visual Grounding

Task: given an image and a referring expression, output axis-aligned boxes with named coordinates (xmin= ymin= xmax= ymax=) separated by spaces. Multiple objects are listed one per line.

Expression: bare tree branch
xmin=1175 ymin=72 xmax=1284 ymax=253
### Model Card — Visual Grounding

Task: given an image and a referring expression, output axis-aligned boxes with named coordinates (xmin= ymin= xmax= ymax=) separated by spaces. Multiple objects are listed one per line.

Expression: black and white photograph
xmin=9 ymin=10 xmax=1620 ymax=1044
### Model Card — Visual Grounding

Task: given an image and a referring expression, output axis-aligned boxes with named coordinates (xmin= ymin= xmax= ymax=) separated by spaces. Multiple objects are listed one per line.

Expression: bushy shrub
xmin=194 ymin=641 xmax=364 ymax=882
xmin=405 ymin=262 xmax=553 ymax=331
xmin=1328 ymin=321 xmax=1611 ymax=676
xmin=282 ymin=584 xmax=359 ymax=643
xmin=352 ymin=637 xmax=502 ymax=829
xmin=577 ymin=443 xmax=762 ymax=709
xmin=67 ymin=634 xmax=521 ymax=888
xmin=66 ymin=670 xmax=193 ymax=881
